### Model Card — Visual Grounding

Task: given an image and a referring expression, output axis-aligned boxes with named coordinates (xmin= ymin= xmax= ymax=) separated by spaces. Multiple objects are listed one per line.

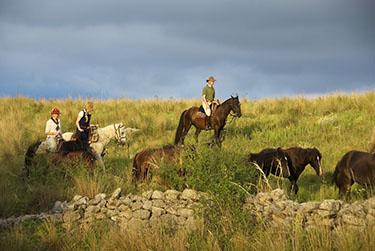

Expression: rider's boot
xmin=205 ymin=116 xmax=211 ymax=130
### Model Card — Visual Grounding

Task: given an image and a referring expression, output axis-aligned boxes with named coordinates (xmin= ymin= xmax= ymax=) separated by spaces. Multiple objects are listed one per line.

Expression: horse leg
xmin=94 ymin=153 xmax=106 ymax=172
xmin=214 ymin=127 xmax=221 ymax=147
xmin=194 ymin=128 xmax=201 ymax=143
xmin=181 ymin=122 xmax=192 ymax=145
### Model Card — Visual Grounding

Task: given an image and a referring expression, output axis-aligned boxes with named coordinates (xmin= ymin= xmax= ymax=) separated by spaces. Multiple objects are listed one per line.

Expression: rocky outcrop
xmin=243 ymin=189 xmax=375 ymax=230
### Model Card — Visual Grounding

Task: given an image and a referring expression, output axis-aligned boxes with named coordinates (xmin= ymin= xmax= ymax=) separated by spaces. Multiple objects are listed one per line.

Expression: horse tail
xmin=174 ymin=110 xmax=187 ymax=145
xmin=24 ymin=141 xmax=42 ymax=176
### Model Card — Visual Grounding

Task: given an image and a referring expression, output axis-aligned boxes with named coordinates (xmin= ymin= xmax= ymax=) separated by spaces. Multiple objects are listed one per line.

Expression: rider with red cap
xmin=45 ymin=108 xmax=63 ymax=152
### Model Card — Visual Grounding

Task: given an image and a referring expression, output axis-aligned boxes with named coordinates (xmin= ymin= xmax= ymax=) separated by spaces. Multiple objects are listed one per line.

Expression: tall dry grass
xmin=0 ymin=92 xmax=375 ymax=250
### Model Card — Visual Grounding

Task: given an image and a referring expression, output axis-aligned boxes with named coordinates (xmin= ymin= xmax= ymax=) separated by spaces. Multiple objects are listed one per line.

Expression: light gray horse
xmin=25 ymin=123 xmax=139 ymax=173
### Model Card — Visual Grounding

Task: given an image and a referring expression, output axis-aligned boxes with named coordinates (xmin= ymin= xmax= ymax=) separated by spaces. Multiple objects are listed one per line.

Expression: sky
xmin=0 ymin=0 xmax=374 ymax=100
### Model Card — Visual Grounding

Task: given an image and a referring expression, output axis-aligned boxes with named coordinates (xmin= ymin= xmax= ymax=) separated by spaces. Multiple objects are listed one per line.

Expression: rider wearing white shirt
xmin=45 ymin=108 xmax=62 ymax=152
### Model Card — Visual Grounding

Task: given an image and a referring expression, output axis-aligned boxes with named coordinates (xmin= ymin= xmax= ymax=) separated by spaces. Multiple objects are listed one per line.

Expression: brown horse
xmin=174 ymin=96 xmax=242 ymax=146
xmin=333 ymin=150 xmax=375 ymax=197
xmin=132 ymin=145 xmax=186 ymax=184
xmin=260 ymin=147 xmax=322 ymax=194
xmin=52 ymin=151 xmax=96 ymax=172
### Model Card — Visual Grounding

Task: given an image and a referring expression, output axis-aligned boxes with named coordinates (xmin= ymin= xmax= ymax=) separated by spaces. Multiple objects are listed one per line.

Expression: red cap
xmin=51 ymin=108 xmax=61 ymax=114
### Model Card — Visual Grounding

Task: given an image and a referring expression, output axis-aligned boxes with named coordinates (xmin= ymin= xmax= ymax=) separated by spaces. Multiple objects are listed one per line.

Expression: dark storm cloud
xmin=0 ymin=0 xmax=373 ymax=99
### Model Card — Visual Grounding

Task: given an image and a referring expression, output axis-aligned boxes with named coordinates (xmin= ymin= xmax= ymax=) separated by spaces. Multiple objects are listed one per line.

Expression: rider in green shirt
xmin=202 ymin=76 xmax=218 ymax=130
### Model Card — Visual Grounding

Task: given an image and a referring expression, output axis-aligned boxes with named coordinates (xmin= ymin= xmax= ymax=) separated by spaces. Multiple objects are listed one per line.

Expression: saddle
xmin=197 ymin=103 xmax=218 ymax=118
xmin=71 ymin=126 xmax=99 ymax=143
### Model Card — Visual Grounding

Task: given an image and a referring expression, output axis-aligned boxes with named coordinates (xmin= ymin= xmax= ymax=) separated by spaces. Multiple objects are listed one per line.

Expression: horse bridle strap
xmin=114 ymin=124 xmax=125 ymax=143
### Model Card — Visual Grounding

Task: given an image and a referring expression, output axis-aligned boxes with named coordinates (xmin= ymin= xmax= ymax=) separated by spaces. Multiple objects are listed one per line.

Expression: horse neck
xmin=216 ymin=100 xmax=233 ymax=118
xmin=97 ymin=124 xmax=117 ymax=146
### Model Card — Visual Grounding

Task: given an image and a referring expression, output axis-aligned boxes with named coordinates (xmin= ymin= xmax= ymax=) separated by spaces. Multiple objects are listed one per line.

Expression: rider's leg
xmin=46 ymin=137 xmax=57 ymax=153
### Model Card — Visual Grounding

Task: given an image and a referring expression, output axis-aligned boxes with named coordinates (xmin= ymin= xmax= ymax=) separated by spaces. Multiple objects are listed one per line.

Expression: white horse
xmin=26 ymin=123 xmax=139 ymax=173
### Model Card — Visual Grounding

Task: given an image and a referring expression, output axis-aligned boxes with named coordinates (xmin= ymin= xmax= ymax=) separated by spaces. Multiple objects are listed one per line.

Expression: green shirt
xmin=202 ymin=85 xmax=215 ymax=102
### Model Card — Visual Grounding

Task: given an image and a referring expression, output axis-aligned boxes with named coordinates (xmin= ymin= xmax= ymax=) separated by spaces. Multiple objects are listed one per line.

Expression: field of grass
xmin=0 ymin=92 xmax=375 ymax=250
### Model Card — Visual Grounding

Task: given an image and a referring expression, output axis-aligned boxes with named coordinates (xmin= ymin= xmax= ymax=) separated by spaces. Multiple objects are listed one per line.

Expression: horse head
xmin=229 ymin=95 xmax=242 ymax=118
xmin=274 ymin=147 xmax=291 ymax=177
xmin=114 ymin=123 xmax=127 ymax=146
xmin=309 ymin=148 xmax=323 ymax=176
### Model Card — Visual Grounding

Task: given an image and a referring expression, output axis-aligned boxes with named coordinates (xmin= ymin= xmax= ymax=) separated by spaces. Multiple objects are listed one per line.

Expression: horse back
xmin=349 ymin=151 xmax=375 ymax=185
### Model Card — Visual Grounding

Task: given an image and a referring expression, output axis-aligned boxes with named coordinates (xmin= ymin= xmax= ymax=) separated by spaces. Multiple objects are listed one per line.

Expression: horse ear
xmin=276 ymin=147 xmax=284 ymax=156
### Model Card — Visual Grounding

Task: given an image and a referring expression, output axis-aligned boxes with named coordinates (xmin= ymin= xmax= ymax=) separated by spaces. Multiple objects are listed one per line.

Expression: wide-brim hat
xmin=206 ymin=76 xmax=216 ymax=82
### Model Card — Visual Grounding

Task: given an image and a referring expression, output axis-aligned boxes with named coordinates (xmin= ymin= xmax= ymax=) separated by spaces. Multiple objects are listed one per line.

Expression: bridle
xmin=114 ymin=124 xmax=126 ymax=144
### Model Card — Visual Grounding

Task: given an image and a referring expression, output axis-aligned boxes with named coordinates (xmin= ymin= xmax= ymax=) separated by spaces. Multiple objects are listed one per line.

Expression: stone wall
xmin=60 ymin=188 xmax=205 ymax=231
xmin=243 ymin=189 xmax=375 ymax=230
xmin=1 ymin=188 xmax=374 ymax=231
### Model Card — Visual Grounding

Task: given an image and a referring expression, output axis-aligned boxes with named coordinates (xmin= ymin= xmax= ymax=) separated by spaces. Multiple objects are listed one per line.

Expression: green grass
xmin=0 ymin=92 xmax=374 ymax=250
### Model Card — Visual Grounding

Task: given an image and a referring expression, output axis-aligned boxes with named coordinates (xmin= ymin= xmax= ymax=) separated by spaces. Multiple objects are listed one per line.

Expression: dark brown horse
xmin=174 ymin=96 xmax=242 ymax=146
xmin=132 ymin=145 xmax=186 ymax=184
xmin=260 ymin=147 xmax=322 ymax=194
xmin=333 ymin=150 xmax=375 ymax=196
xmin=248 ymin=148 xmax=297 ymax=193
xmin=52 ymin=151 xmax=96 ymax=172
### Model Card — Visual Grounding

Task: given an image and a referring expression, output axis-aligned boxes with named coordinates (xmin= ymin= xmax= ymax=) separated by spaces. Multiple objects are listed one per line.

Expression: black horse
xmin=260 ymin=147 xmax=322 ymax=194
xmin=333 ymin=150 xmax=375 ymax=197
xmin=248 ymin=148 xmax=298 ymax=193
xmin=174 ymin=96 xmax=242 ymax=146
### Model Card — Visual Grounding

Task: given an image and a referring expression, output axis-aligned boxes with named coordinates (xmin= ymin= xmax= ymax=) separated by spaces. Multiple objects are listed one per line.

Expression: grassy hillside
xmin=0 ymin=92 xmax=374 ymax=250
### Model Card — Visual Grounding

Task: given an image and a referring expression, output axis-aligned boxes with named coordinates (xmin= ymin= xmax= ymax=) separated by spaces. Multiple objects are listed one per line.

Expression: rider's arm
xmin=76 ymin=113 xmax=84 ymax=132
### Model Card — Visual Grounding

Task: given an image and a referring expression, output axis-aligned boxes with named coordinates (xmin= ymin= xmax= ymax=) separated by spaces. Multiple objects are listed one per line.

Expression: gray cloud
xmin=0 ymin=0 xmax=373 ymax=100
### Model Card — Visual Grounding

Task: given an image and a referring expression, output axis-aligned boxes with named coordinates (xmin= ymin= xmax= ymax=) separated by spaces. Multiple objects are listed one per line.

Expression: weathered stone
xmin=244 ymin=194 xmax=256 ymax=204
xmin=73 ymin=195 xmax=83 ymax=202
xmin=131 ymin=201 xmax=143 ymax=211
xmin=152 ymin=200 xmax=166 ymax=208
xmin=142 ymin=200 xmax=153 ymax=210
xmin=52 ymin=201 xmax=64 ymax=213
xmin=111 ymin=188 xmax=121 ymax=199
xmin=319 ymin=200 xmax=342 ymax=212
xmin=118 ymin=208 xmax=133 ymax=219
xmin=90 ymin=193 xmax=106 ymax=205
xmin=133 ymin=210 xmax=151 ymax=220
xmin=270 ymin=189 xmax=288 ymax=201
xmin=95 ymin=213 xmax=106 ymax=220
xmin=299 ymin=202 xmax=320 ymax=213
xmin=181 ymin=189 xmax=198 ymax=201
xmin=106 ymin=209 xmax=118 ymax=218
xmin=151 ymin=207 xmax=165 ymax=217
xmin=142 ymin=191 xmax=153 ymax=200
xmin=256 ymin=193 xmax=273 ymax=205
xmin=177 ymin=208 xmax=194 ymax=218
xmin=164 ymin=190 xmax=181 ymax=200
xmin=118 ymin=204 xmax=130 ymax=212
xmin=166 ymin=206 xmax=178 ymax=215
xmin=152 ymin=191 xmax=164 ymax=200
xmin=86 ymin=205 xmax=101 ymax=214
